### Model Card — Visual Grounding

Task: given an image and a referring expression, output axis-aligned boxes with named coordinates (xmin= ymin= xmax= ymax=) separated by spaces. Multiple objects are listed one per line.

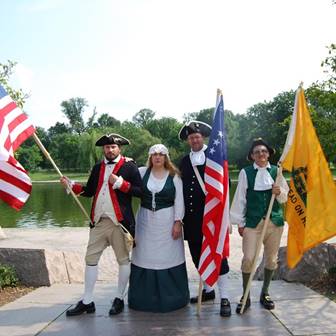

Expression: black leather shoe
xmin=66 ymin=300 xmax=95 ymax=316
xmin=235 ymin=296 xmax=251 ymax=314
xmin=220 ymin=298 xmax=231 ymax=317
xmin=260 ymin=293 xmax=275 ymax=310
xmin=109 ymin=298 xmax=124 ymax=315
xmin=190 ymin=289 xmax=215 ymax=304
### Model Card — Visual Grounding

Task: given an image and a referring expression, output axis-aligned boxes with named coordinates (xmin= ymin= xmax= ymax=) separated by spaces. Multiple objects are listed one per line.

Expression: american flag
xmin=198 ymin=90 xmax=230 ymax=286
xmin=0 ymin=84 xmax=35 ymax=210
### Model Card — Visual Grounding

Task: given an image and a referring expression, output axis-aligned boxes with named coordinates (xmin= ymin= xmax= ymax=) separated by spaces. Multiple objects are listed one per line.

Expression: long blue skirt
xmin=128 ymin=262 xmax=190 ymax=313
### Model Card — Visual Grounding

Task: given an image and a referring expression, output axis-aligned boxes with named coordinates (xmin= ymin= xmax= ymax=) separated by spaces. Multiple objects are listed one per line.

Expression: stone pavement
xmin=1 ymin=227 xmax=336 ymax=336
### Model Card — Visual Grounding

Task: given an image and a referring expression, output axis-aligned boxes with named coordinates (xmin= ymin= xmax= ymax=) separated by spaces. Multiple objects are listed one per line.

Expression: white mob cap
xmin=148 ymin=144 xmax=169 ymax=157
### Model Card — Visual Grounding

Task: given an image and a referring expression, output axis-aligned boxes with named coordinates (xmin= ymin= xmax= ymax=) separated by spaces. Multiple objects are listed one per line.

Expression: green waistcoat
xmin=244 ymin=165 xmax=284 ymax=228
xmin=141 ymin=169 xmax=175 ymax=211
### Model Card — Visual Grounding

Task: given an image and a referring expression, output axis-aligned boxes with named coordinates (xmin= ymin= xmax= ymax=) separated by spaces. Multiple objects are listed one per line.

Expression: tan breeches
xmin=85 ymin=217 xmax=130 ymax=266
xmin=241 ymin=220 xmax=283 ymax=273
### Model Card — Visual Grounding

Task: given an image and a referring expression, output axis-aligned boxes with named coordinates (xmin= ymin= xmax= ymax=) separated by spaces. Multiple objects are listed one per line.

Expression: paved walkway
xmin=1 ymin=228 xmax=336 ymax=336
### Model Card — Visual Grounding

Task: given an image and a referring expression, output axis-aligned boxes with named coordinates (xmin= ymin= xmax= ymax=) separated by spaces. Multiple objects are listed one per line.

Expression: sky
xmin=1 ymin=0 xmax=335 ymax=129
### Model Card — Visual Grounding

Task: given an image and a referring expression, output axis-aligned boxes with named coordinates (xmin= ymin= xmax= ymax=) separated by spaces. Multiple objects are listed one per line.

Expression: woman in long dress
xmin=128 ymin=144 xmax=189 ymax=312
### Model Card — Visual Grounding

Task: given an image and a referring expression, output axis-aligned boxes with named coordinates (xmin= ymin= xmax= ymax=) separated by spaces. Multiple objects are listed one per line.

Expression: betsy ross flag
xmin=279 ymin=86 xmax=336 ymax=268
xmin=198 ymin=90 xmax=230 ymax=286
xmin=0 ymin=84 xmax=35 ymax=210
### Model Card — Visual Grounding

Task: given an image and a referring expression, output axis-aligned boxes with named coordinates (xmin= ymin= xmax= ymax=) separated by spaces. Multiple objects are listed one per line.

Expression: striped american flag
xmin=0 ymin=84 xmax=35 ymax=210
xmin=198 ymin=90 xmax=230 ymax=286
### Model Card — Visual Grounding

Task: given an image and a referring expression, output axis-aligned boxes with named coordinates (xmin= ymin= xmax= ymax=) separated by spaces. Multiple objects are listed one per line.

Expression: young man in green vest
xmin=230 ymin=138 xmax=289 ymax=314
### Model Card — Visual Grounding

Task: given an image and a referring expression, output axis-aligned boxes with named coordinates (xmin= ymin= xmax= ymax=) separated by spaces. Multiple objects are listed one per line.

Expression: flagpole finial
xmin=217 ymin=88 xmax=223 ymax=96
xmin=299 ymin=81 xmax=304 ymax=89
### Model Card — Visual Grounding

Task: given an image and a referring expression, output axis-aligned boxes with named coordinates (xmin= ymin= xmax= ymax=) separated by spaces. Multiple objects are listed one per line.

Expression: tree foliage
xmin=0 ymin=60 xmax=28 ymax=108
xmin=94 ymin=113 xmax=121 ymax=128
xmin=320 ymin=44 xmax=336 ymax=90
xmin=16 ymin=145 xmax=43 ymax=171
xmin=60 ymin=97 xmax=98 ymax=135
xmin=132 ymin=108 xmax=156 ymax=129
xmin=3 ymin=42 xmax=336 ymax=172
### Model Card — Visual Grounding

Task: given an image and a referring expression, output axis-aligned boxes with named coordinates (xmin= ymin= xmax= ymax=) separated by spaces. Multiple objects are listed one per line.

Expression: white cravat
xmin=253 ymin=162 xmax=274 ymax=191
xmin=190 ymin=145 xmax=207 ymax=166
xmin=230 ymin=163 xmax=289 ymax=228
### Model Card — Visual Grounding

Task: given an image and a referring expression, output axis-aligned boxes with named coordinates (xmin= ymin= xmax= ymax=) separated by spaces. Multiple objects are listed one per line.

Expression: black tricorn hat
xmin=178 ymin=120 xmax=212 ymax=141
xmin=247 ymin=138 xmax=275 ymax=160
xmin=95 ymin=133 xmax=130 ymax=147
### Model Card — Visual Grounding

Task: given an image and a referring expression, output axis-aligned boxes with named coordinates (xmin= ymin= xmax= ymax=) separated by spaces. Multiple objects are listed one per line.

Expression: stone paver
xmin=1 ymin=227 xmax=336 ymax=336
xmin=1 ymin=281 xmax=335 ymax=336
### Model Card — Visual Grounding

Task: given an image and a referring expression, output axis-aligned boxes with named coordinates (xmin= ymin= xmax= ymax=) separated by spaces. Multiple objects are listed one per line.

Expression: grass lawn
xmin=29 ymin=167 xmax=336 ymax=182
xmin=30 ymin=171 xmax=89 ymax=182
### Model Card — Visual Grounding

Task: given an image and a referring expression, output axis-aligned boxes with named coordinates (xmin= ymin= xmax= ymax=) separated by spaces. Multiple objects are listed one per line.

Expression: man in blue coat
xmin=179 ymin=121 xmax=231 ymax=317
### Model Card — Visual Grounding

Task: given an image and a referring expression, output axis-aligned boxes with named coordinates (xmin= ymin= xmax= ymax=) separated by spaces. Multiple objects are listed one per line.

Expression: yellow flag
xmin=279 ymin=87 xmax=336 ymax=268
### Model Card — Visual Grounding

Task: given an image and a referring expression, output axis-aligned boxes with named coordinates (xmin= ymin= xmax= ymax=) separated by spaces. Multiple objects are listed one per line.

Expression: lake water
xmin=0 ymin=182 xmax=237 ymax=228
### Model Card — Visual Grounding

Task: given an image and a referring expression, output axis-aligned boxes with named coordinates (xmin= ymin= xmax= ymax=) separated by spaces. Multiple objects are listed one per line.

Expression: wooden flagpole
xmin=196 ymin=88 xmax=222 ymax=315
xmin=32 ymin=133 xmax=92 ymax=224
xmin=196 ymin=277 xmax=203 ymax=316
xmin=239 ymin=165 xmax=282 ymax=314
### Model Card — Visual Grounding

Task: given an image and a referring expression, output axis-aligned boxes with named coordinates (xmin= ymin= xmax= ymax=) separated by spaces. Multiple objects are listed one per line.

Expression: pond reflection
xmin=0 ymin=182 xmax=237 ymax=228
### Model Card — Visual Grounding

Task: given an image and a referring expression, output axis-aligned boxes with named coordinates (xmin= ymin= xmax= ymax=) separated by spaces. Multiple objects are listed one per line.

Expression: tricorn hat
xmin=95 ymin=133 xmax=130 ymax=147
xmin=178 ymin=120 xmax=212 ymax=141
xmin=247 ymin=138 xmax=275 ymax=160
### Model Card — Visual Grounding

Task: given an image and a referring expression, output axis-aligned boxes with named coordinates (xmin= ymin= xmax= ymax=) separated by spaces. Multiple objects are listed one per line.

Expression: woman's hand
xmin=238 ymin=226 xmax=244 ymax=237
xmin=172 ymin=220 xmax=183 ymax=240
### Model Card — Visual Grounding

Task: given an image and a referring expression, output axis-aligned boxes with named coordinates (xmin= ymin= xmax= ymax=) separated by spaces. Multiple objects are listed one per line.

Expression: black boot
xmin=220 ymin=298 xmax=231 ymax=317
xmin=260 ymin=293 xmax=275 ymax=310
xmin=66 ymin=300 xmax=95 ymax=316
xmin=235 ymin=296 xmax=251 ymax=314
xmin=190 ymin=289 xmax=215 ymax=304
xmin=109 ymin=298 xmax=124 ymax=315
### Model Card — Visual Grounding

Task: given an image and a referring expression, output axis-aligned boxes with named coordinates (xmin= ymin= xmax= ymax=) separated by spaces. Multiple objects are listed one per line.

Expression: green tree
xmin=243 ymin=91 xmax=296 ymax=163
xmin=224 ymin=110 xmax=240 ymax=165
xmin=118 ymin=121 xmax=161 ymax=166
xmin=0 ymin=60 xmax=28 ymax=108
xmin=132 ymin=109 xmax=156 ymax=129
xmin=19 ymin=126 xmax=51 ymax=169
xmin=183 ymin=108 xmax=214 ymax=125
xmin=306 ymin=85 xmax=336 ymax=163
xmin=60 ymin=97 xmax=97 ymax=135
xmin=146 ymin=117 xmax=186 ymax=163
xmin=77 ymin=130 xmax=103 ymax=171
xmin=320 ymin=44 xmax=336 ymax=90
xmin=94 ymin=113 xmax=121 ymax=128
xmin=49 ymin=134 xmax=80 ymax=169
xmin=48 ymin=122 xmax=70 ymax=139
xmin=16 ymin=145 xmax=43 ymax=171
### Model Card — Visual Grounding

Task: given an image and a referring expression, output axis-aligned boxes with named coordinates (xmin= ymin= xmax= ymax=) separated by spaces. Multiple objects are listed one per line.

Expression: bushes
xmin=0 ymin=264 xmax=18 ymax=289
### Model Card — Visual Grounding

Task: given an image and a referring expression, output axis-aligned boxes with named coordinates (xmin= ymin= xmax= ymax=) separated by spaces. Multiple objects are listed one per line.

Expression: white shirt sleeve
xmin=275 ymin=172 xmax=289 ymax=204
xmin=173 ymin=174 xmax=185 ymax=221
xmin=230 ymin=169 xmax=248 ymax=228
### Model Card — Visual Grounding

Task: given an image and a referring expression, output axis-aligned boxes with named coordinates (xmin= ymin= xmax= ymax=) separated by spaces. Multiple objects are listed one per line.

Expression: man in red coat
xmin=61 ymin=133 xmax=142 ymax=316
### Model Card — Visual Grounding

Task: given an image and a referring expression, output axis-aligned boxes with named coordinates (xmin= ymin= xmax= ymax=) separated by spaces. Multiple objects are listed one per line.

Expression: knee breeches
xmin=241 ymin=220 xmax=283 ymax=273
xmin=85 ymin=217 xmax=130 ymax=266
